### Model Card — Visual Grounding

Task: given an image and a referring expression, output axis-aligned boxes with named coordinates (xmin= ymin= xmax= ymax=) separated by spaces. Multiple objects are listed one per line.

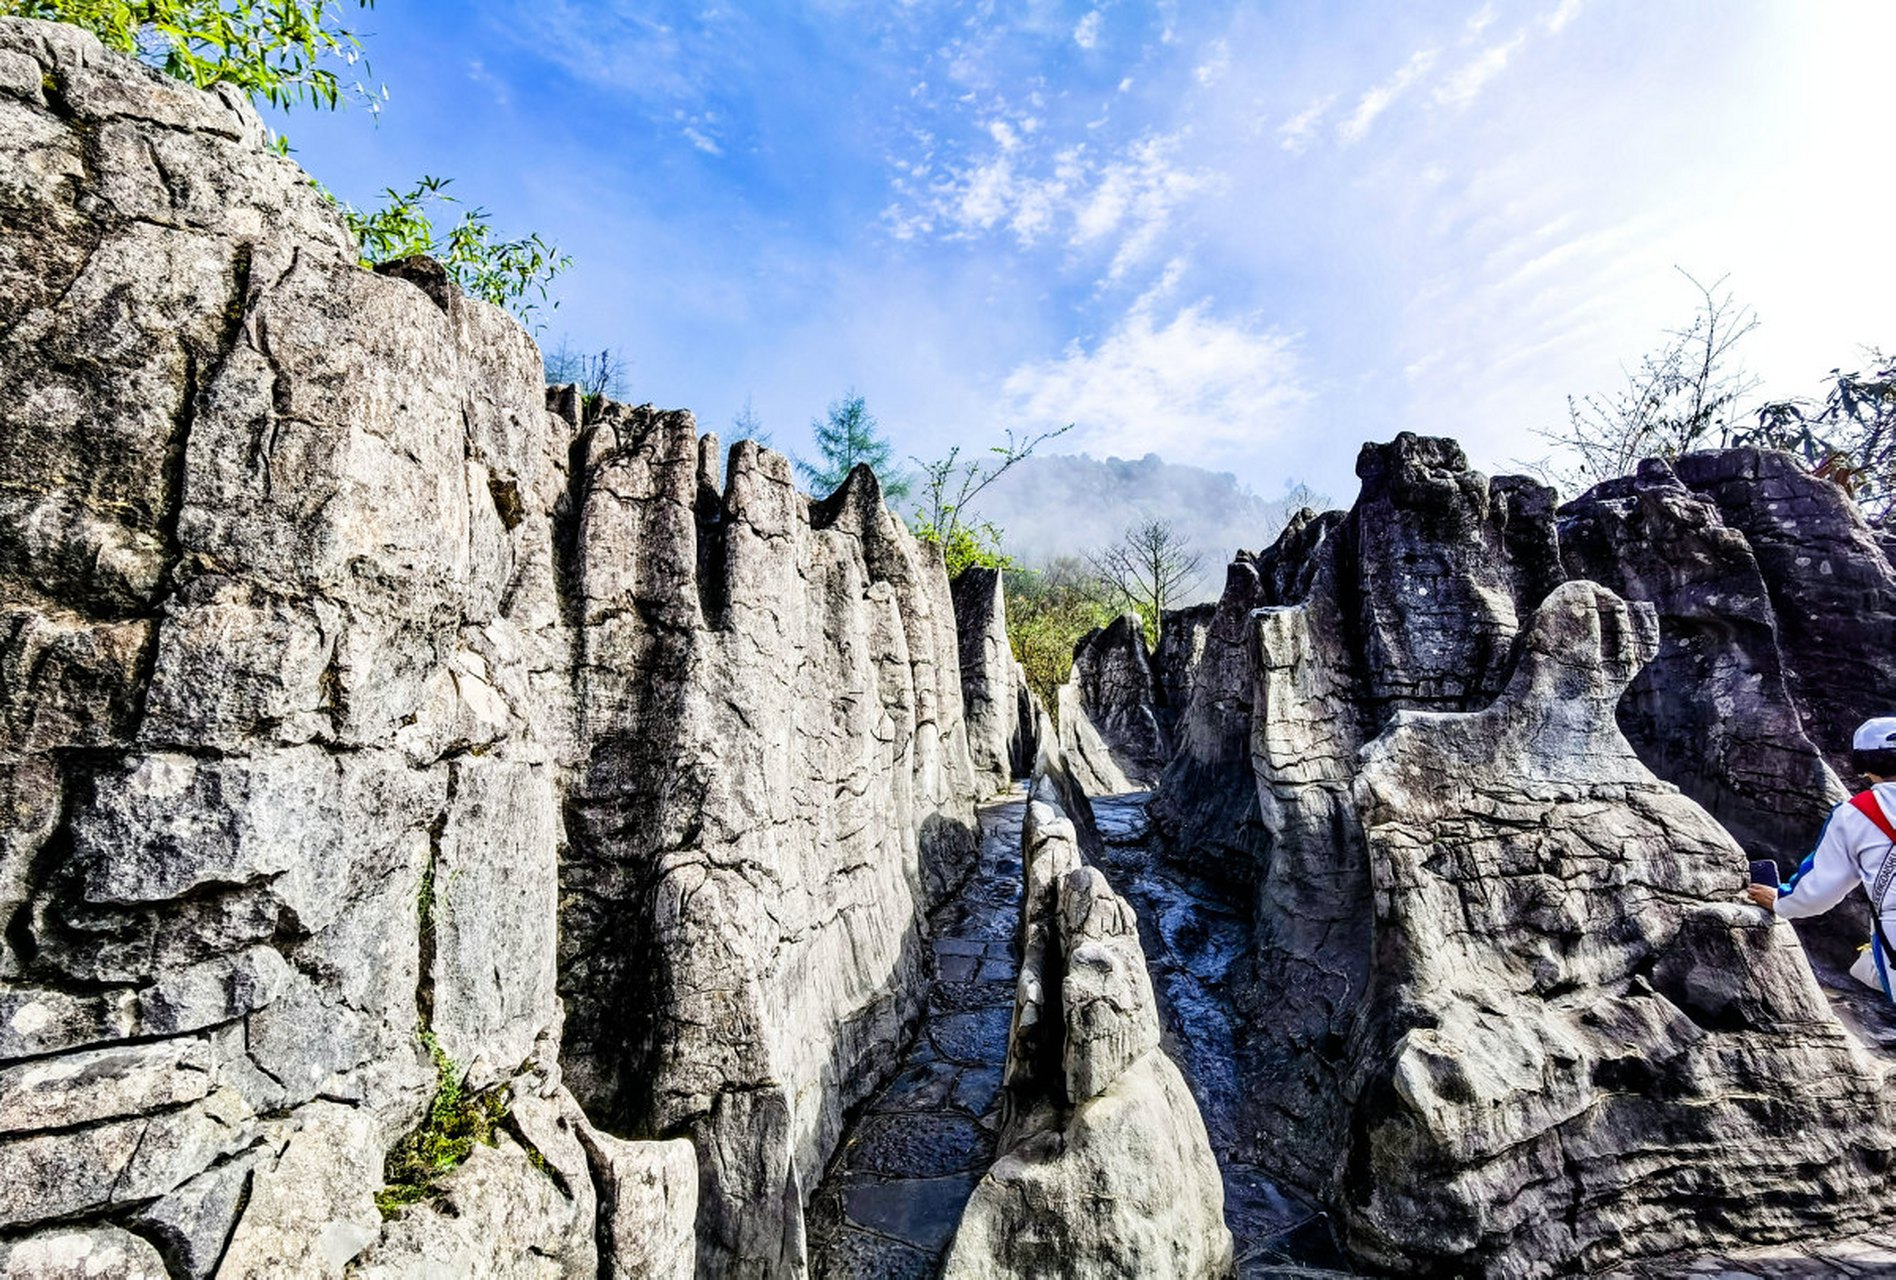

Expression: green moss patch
xmin=374 ymin=1031 xmax=511 ymax=1218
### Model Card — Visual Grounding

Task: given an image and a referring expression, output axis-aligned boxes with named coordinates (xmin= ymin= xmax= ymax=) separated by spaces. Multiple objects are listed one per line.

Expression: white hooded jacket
xmin=1774 ymin=780 xmax=1896 ymax=997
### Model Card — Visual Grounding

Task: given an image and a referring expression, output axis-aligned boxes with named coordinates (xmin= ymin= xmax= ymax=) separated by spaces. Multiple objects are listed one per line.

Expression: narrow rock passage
xmin=1090 ymin=793 xmax=1358 ymax=1278
xmin=807 ymin=795 xmax=1026 ymax=1278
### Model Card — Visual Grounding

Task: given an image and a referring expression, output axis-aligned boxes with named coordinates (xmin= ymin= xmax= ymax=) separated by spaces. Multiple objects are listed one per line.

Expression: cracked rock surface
xmin=0 ymin=19 xmax=976 ymax=1277
xmin=1153 ymin=434 xmax=1896 ymax=1275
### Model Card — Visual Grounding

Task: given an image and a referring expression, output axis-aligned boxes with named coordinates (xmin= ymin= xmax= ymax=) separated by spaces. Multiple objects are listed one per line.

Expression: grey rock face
xmin=1342 ymin=581 xmax=1896 ymax=1274
xmin=0 ymin=19 xmax=812 ymax=1277
xmin=557 ymin=408 xmax=980 ymax=1274
xmin=945 ymin=779 xmax=1232 ymax=1280
xmin=1054 ymin=681 xmax=1139 ymax=795
xmin=1153 ymin=601 xmax=1214 ymax=735
xmin=1560 ymin=458 xmax=1844 ymax=866
xmin=951 ymin=566 xmax=1037 ymax=791
xmin=1148 ymin=555 xmax=1272 ymax=894
xmin=1671 ymin=447 xmax=1896 ymax=783
xmin=1150 ymin=435 xmax=1896 ymax=1272
xmin=1062 ymin=614 xmax=1173 ymax=788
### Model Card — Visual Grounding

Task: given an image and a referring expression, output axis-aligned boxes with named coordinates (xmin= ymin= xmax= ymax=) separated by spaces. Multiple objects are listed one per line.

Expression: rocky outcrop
xmin=1151 ymin=435 xmax=1896 ymax=1272
xmin=1056 ymin=613 xmax=1172 ymax=794
xmin=1670 ymin=448 xmax=1896 ymax=783
xmin=1153 ymin=601 xmax=1215 ymax=731
xmin=1342 ymin=580 xmax=1896 ymax=1274
xmin=951 ymin=566 xmax=1037 ymax=791
xmin=1560 ymin=458 xmax=1844 ymax=866
xmin=0 ymin=18 xmax=978 ymax=1278
xmin=1147 ymin=511 xmax=1345 ymax=894
xmin=942 ymin=779 xmax=1232 ymax=1279
xmin=559 ymin=404 xmax=981 ymax=1275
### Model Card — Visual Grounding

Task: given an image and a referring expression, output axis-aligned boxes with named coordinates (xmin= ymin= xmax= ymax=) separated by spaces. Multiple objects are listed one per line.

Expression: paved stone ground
xmin=805 ymin=795 xmax=1025 ymax=1278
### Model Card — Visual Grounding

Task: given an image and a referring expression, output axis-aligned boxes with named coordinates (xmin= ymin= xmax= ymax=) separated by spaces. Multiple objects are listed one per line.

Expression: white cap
xmin=1854 ymin=717 xmax=1896 ymax=751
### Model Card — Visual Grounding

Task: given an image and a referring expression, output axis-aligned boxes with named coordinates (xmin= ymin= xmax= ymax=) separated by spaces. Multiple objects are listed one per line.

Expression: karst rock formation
xmin=1150 ymin=434 xmax=1896 ymax=1275
xmin=6 ymin=17 xmax=1896 ymax=1280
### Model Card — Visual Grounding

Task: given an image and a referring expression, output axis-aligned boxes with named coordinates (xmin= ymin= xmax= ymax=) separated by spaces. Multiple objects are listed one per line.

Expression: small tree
xmin=12 ymin=1 xmax=572 ymax=327
xmin=1743 ymin=351 xmax=1896 ymax=526
xmin=1536 ymin=269 xmax=1760 ymax=491
xmin=797 ymin=392 xmax=909 ymax=501
xmin=910 ymin=423 xmax=1070 ymax=577
xmin=342 ymin=176 xmax=570 ymax=328
xmin=1087 ymin=517 xmax=1204 ymax=647
xmin=542 ymin=341 xmax=628 ymax=403
xmin=1262 ymin=477 xmax=1332 ymax=541
xmin=731 ymin=395 xmax=772 ymax=445
xmin=4 ymin=0 xmax=378 ymax=111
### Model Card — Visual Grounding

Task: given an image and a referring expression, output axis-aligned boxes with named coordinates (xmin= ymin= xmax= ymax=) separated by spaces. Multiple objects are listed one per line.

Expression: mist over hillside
xmin=971 ymin=452 xmax=1317 ymax=601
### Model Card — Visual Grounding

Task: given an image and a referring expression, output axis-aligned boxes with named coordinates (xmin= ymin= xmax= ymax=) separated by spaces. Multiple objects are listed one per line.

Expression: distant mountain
xmin=968 ymin=452 xmax=1320 ymax=603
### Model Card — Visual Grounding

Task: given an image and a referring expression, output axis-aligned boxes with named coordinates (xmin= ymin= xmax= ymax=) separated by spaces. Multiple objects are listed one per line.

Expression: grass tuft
xmin=373 ymin=1030 xmax=510 ymax=1218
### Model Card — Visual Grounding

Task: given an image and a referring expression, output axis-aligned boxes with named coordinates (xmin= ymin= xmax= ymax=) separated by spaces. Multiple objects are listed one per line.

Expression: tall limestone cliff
xmin=0 ymin=18 xmax=980 ymax=1277
xmin=558 ymin=401 xmax=980 ymax=1275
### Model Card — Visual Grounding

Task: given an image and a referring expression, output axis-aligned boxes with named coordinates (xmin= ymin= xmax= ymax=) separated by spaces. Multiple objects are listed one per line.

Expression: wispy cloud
xmin=1338 ymin=48 xmax=1438 ymax=144
xmin=1435 ymin=32 xmax=1528 ymax=106
xmin=887 ymin=130 xmax=1208 ymax=284
xmin=1074 ymin=10 xmax=1103 ymax=50
xmin=1543 ymin=0 xmax=1584 ymax=34
xmin=1194 ymin=38 xmax=1230 ymax=87
xmin=1003 ymin=302 xmax=1308 ymax=465
xmin=1278 ymin=95 xmax=1334 ymax=154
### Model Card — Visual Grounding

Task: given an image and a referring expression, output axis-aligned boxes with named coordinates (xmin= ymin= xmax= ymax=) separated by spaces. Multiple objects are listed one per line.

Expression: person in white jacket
xmin=1746 ymin=716 xmax=1896 ymax=998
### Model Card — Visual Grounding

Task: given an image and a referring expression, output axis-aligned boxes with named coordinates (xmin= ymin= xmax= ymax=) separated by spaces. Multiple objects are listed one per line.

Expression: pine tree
xmin=797 ymin=392 xmax=909 ymax=500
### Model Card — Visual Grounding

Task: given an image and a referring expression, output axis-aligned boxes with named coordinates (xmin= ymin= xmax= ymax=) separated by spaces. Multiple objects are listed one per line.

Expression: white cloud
xmin=1543 ymin=0 xmax=1584 ymax=34
xmin=1338 ymin=48 xmax=1438 ymax=144
xmin=1074 ymin=10 xmax=1103 ymax=50
xmin=1278 ymin=95 xmax=1334 ymax=154
xmin=465 ymin=59 xmax=511 ymax=108
xmin=988 ymin=119 xmax=1021 ymax=151
xmin=1466 ymin=4 xmax=1498 ymax=39
xmin=1435 ymin=32 xmax=1528 ymax=106
xmin=1194 ymin=39 xmax=1230 ymax=87
xmin=890 ymin=131 xmax=1206 ymax=281
xmin=1002 ymin=303 xmax=1309 ymax=465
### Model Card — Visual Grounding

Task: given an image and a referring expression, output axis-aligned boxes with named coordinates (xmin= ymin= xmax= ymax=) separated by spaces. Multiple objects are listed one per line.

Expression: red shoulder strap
xmin=1851 ymin=790 xmax=1896 ymax=844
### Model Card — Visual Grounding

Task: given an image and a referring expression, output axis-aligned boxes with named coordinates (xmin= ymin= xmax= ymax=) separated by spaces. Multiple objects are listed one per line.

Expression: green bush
xmin=1005 ymin=557 xmax=1118 ymax=720
xmin=341 ymin=176 xmax=569 ymax=327
xmin=2 ymin=0 xmax=375 ymax=110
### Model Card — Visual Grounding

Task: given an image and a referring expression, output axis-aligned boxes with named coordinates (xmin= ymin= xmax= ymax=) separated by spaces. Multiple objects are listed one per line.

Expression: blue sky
xmin=271 ymin=0 xmax=1896 ymax=502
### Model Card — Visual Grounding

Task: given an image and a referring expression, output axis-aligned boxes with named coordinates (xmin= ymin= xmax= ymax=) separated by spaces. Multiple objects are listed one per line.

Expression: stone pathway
xmin=805 ymin=795 xmax=1025 ymax=1278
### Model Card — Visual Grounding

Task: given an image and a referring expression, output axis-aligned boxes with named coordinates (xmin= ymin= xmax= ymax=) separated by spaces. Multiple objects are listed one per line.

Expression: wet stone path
xmin=1089 ymin=792 xmax=1360 ymax=1279
xmin=805 ymin=794 xmax=1025 ymax=1279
